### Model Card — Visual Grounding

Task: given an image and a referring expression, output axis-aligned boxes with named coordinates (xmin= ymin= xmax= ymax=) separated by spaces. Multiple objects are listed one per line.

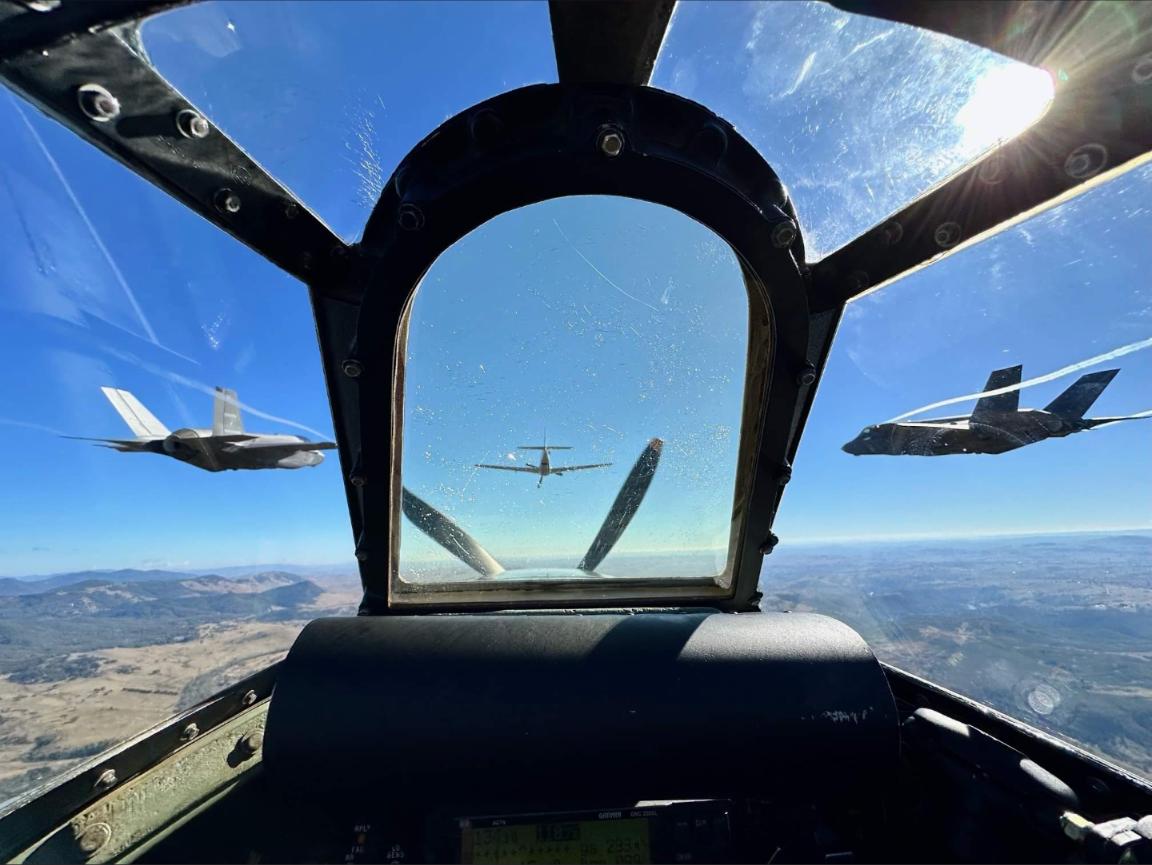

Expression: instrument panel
xmin=338 ymin=801 xmax=734 ymax=864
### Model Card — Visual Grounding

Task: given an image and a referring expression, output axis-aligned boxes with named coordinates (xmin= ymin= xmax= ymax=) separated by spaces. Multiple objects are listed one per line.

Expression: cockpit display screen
xmin=460 ymin=812 xmax=650 ymax=864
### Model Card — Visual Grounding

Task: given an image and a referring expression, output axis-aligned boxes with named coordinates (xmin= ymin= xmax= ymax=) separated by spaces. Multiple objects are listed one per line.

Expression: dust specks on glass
xmin=397 ymin=196 xmax=749 ymax=585
xmin=654 ymin=0 xmax=1053 ymax=258
xmin=139 ymin=0 xmax=557 ymax=241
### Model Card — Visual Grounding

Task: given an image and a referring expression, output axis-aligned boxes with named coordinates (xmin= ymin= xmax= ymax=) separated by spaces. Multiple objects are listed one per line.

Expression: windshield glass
xmin=767 ymin=161 xmax=1152 ymax=779
xmin=0 ymin=93 xmax=357 ymax=805
xmin=140 ymin=0 xmax=557 ymax=241
xmin=397 ymin=196 xmax=750 ymax=593
xmin=654 ymin=0 xmax=1053 ymax=257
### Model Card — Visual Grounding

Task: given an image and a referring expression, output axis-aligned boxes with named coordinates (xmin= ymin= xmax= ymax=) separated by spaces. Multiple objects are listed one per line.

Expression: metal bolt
xmin=94 ymin=768 xmax=117 ymax=791
xmin=284 ymin=201 xmax=300 ymax=220
xmin=977 ymin=154 xmax=1005 ymax=185
xmin=350 ymin=473 xmax=366 ymax=488
xmin=77 ymin=84 xmax=120 ymax=123
xmin=355 ymin=548 xmax=368 ymax=563
xmin=238 ymin=729 xmax=264 ymax=757
xmin=597 ymin=127 xmax=625 ymax=157
xmin=769 ymin=219 xmax=797 ymax=249
xmin=880 ymin=220 xmax=903 ymax=246
xmin=1133 ymin=53 xmax=1152 ymax=85
xmin=1064 ymin=143 xmax=1107 ymax=180
xmin=469 ymin=108 xmax=504 ymax=145
xmin=796 ymin=364 xmax=817 ymax=387
xmin=175 ymin=109 xmax=210 ymax=139
xmin=241 ymin=689 xmax=258 ymax=707
xmin=771 ymin=220 xmax=797 ymax=249
xmin=180 ymin=722 xmax=199 ymax=742
xmin=76 ymin=822 xmax=112 ymax=855
xmin=934 ymin=221 xmax=962 ymax=249
xmin=397 ymin=203 xmax=424 ymax=231
xmin=342 ymin=359 xmax=363 ymax=378
xmin=214 ymin=188 xmax=241 ymax=214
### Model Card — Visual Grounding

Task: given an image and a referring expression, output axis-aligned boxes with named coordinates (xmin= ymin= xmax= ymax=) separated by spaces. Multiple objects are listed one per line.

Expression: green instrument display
xmin=461 ymin=813 xmax=650 ymax=864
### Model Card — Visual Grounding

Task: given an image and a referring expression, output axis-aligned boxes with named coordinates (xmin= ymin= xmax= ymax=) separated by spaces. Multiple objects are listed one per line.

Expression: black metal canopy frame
xmin=1 ymin=0 xmax=1151 ymax=612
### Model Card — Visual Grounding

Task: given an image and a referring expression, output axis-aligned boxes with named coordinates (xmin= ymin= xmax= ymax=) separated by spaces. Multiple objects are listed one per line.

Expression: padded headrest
xmin=264 ymin=611 xmax=897 ymax=806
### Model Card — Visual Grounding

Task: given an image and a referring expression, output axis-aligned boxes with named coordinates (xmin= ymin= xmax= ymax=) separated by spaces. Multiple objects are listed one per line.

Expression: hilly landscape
xmin=759 ymin=531 xmax=1152 ymax=780
xmin=1 ymin=531 xmax=1149 ymax=806
xmin=0 ymin=567 xmax=359 ymax=803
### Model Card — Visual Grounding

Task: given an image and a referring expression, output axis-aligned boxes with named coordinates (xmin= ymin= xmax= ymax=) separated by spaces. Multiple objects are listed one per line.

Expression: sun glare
xmin=956 ymin=63 xmax=1055 ymax=153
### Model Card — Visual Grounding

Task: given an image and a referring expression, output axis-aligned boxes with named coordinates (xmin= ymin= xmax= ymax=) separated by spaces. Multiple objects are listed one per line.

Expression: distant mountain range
xmin=0 ymin=565 xmax=359 ymax=596
xmin=0 ymin=571 xmax=331 ymax=684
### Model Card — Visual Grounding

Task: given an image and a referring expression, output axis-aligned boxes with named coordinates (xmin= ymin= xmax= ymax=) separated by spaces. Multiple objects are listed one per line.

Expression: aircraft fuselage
xmin=123 ymin=430 xmax=327 ymax=471
xmin=843 ymin=410 xmax=1091 ymax=456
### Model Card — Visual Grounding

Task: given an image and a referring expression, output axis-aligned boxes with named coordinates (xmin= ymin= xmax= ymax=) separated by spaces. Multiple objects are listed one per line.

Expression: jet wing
xmin=475 ymin=463 xmax=540 ymax=473
xmin=223 ymin=441 xmax=337 ymax=458
xmin=551 ymin=462 xmax=612 ymax=474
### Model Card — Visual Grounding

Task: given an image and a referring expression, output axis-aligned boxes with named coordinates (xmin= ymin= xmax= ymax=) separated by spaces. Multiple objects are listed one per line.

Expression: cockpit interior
xmin=1 ymin=1 xmax=1151 ymax=863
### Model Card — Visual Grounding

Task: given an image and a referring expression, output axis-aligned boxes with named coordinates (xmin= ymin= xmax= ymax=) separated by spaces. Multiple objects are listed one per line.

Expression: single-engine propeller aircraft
xmin=3 ymin=2 xmax=1152 ymax=865
xmin=843 ymin=366 xmax=1149 ymax=456
xmin=68 ymin=386 xmax=336 ymax=471
xmin=474 ymin=437 xmax=612 ymax=487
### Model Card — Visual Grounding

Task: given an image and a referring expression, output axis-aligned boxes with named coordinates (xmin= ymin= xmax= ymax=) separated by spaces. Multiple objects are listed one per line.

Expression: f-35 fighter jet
xmin=843 ymin=366 xmax=1148 ymax=456
xmin=71 ymin=386 xmax=336 ymax=471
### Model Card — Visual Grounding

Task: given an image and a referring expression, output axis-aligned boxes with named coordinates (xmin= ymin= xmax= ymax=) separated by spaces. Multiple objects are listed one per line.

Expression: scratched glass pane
xmin=0 ymin=92 xmax=355 ymax=804
xmin=398 ymin=196 xmax=749 ymax=584
xmin=767 ymin=162 xmax=1152 ymax=779
xmin=141 ymin=0 xmax=556 ymax=241
xmin=654 ymin=1 xmax=1053 ymax=258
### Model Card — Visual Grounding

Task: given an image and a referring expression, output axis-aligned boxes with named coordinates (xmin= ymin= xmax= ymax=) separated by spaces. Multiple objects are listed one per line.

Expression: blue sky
xmin=0 ymin=1 xmax=1148 ymax=577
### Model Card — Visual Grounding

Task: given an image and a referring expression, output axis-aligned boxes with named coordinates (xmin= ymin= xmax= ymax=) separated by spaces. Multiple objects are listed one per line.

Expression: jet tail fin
xmin=212 ymin=387 xmax=244 ymax=435
xmin=100 ymin=387 xmax=169 ymax=437
xmin=1044 ymin=369 xmax=1120 ymax=419
xmin=971 ymin=365 xmax=1022 ymax=420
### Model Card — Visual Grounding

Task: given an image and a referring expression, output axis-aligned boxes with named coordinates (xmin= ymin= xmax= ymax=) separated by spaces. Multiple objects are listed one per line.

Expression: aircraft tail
xmin=1044 ymin=369 xmax=1119 ymax=419
xmin=100 ymin=387 xmax=169 ymax=437
xmin=212 ymin=387 xmax=244 ymax=435
xmin=971 ymin=365 xmax=1022 ymax=420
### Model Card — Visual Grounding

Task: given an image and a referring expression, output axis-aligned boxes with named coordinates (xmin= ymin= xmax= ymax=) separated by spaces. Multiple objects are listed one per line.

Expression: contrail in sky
xmin=888 ymin=335 xmax=1152 ymax=422
xmin=12 ymin=96 xmax=161 ymax=347
xmin=100 ymin=346 xmax=332 ymax=440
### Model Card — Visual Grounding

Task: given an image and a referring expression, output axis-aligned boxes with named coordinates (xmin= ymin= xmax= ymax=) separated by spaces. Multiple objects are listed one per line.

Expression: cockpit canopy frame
xmin=1 ymin=0 xmax=1151 ymax=611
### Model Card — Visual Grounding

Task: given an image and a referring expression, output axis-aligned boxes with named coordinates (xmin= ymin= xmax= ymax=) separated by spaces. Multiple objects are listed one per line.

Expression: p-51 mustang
xmin=69 ymin=386 xmax=336 ymax=471
xmin=475 ymin=438 xmax=611 ymax=487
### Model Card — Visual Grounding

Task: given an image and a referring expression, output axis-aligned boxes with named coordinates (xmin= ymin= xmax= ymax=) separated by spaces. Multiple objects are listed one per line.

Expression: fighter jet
xmin=70 ymin=386 xmax=336 ymax=471
xmin=843 ymin=366 xmax=1149 ymax=456
xmin=475 ymin=438 xmax=611 ymax=487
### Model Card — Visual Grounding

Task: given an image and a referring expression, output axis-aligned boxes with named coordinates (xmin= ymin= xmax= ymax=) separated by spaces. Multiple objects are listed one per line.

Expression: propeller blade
xmin=401 ymin=487 xmax=505 ymax=578
xmin=578 ymin=438 xmax=663 ymax=573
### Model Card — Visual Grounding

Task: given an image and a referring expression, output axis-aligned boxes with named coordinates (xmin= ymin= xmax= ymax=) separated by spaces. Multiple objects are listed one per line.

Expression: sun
xmin=956 ymin=62 xmax=1055 ymax=154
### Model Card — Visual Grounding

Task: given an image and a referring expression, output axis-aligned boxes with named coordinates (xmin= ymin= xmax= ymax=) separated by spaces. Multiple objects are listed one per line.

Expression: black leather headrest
xmin=264 ymin=611 xmax=897 ymax=806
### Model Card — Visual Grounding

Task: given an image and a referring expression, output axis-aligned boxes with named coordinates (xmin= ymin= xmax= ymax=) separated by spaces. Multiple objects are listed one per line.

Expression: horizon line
xmin=5 ymin=525 xmax=1149 ymax=579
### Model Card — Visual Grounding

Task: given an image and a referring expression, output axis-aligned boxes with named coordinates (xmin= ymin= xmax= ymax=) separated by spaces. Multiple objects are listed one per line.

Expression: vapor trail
xmin=0 ymin=417 xmax=67 ymax=436
xmin=553 ymin=218 xmax=660 ymax=313
xmin=100 ymin=346 xmax=332 ymax=440
xmin=888 ymin=335 xmax=1152 ymax=422
xmin=163 ymin=371 xmax=332 ymax=439
xmin=12 ymin=96 xmax=161 ymax=347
